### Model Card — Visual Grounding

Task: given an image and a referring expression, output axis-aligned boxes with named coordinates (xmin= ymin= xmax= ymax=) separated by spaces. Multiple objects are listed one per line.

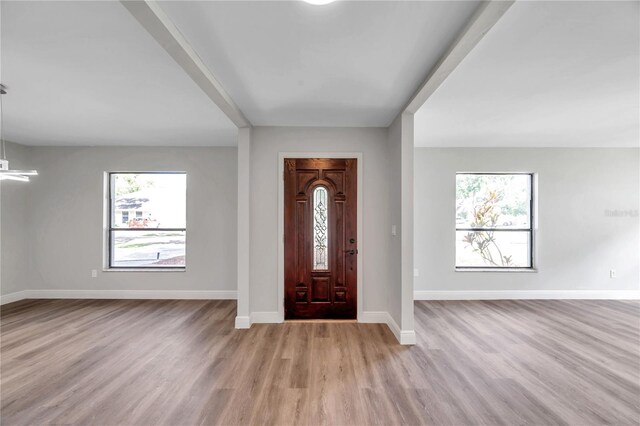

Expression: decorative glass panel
xmin=313 ymin=186 xmax=329 ymax=270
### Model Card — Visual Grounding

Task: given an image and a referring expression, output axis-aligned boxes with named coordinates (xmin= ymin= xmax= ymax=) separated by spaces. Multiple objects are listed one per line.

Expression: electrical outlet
xmin=610 ymin=269 xmax=617 ymax=279
xmin=91 ymin=269 xmax=98 ymax=278
xmin=414 ymin=268 xmax=419 ymax=277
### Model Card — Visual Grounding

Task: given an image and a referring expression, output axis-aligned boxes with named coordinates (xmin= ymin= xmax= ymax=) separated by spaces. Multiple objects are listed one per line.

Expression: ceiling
xmin=1 ymin=0 xmax=483 ymax=145
xmin=1 ymin=1 xmax=237 ymax=146
xmin=158 ymin=1 xmax=480 ymax=127
xmin=3 ymin=1 xmax=636 ymax=148
xmin=415 ymin=1 xmax=640 ymax=148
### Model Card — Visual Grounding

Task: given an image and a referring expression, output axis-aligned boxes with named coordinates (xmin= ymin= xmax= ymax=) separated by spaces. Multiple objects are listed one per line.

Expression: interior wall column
xmin=235 ymin=126 xmax=251 ymax=328
xmin=400 ymin=112 xmax=416 ymax=343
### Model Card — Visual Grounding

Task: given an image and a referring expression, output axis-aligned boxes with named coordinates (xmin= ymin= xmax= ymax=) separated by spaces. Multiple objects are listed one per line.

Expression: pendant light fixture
xmin=0 ymin=84 xmax=38 ymax=182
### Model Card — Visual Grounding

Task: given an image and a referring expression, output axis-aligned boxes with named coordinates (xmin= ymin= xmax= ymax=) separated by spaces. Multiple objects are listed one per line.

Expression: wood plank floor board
xmin=1 ymin=299 xmax=638 ymax=425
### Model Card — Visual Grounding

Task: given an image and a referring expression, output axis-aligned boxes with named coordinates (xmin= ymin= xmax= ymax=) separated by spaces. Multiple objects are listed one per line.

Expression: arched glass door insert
xmin=313 ymin=186 xmax=329 ymax=270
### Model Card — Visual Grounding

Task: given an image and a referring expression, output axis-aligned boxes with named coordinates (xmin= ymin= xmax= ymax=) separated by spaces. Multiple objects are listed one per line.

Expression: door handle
xmin=344 ymin=249 xmax=358 ymax=255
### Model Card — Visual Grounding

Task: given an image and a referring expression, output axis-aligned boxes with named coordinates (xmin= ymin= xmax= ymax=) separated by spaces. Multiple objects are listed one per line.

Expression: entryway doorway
xmin=283 ymin=158 xmax=358 ymax=319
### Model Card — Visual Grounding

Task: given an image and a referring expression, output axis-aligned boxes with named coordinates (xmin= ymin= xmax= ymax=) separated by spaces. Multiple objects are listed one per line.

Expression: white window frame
xmin=455 ymin=172 xmax=536 ymax=272
xmin=103 ymin=171 xmax=187 ymax=272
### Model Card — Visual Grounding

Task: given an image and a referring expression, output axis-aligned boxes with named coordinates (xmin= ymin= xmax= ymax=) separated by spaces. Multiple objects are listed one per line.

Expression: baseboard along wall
xmin=414 ymin=290 xmax=640 ymax=300
xmin=0 ymin=289 xmax=237 ymax=305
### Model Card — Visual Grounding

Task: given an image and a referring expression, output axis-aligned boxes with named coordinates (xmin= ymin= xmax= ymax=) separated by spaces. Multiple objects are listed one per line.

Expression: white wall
xmin=16 ymin=145 xmax=238 ymax=296
xmin=0 ymin=142 xmax=32 ymax=298
xmin=249 ymin=127 xmax=391 ymax=316
xmin=387 ymin=118 xmax=402 ymax=324
xmin=386 ymin=114 xmax=416 ymax=343
xmin=414 ymin=148 xmax=640 ymax=297
xmin=236 ymin=128 xmax=251 ymax=326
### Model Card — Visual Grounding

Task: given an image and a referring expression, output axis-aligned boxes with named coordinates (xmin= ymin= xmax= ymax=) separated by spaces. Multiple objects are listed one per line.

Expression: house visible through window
xmin=108 ymin=172 xmax=186 ymax=268
xmin=456 ymin=173 xmax=533 ymax=269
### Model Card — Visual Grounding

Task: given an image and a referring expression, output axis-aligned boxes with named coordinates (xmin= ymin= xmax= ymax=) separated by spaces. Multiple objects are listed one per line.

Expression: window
xmin=108 ymin=172 xmax=186 ymax=269
xmin=313 ymin=186 xmax=329 ymax=270
xmin=456 ymin=173 xmax=533 ymax=269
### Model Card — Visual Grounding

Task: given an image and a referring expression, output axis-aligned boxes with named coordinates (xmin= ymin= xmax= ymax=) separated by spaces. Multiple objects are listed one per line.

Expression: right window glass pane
xmin=456 ymin=173 xmax=533 ymax=268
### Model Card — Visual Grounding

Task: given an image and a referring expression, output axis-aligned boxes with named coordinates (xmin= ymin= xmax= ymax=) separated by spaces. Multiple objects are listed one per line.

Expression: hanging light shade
xmin=0 ymin=84 xmax=38 ymax=182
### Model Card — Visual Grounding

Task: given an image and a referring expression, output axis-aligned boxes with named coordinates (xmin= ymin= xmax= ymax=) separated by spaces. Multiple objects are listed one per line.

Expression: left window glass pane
xmin=111 ymin=173 xmax=186 ymax=229
xmin=111 ymin=230 xmax=186 ymax=267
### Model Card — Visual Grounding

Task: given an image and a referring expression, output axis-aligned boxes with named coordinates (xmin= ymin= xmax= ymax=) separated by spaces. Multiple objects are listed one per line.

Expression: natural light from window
xmin=109 ymin=172 xmax=186 ymax=268
xmin=456 ymin=173 xmax=533 ymax=269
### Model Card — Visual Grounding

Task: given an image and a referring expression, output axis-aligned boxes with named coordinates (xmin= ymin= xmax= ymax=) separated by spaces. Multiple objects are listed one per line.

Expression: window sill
xmin=455 ymin=268 xmax=537 ymax=273
xmin=103 ymin=268 xmax=186 ymax=273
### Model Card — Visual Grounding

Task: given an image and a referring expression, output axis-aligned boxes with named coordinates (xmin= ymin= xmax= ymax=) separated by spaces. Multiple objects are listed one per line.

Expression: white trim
xmin=277 ymin=152 xmax=364 ymax=323
xmin=361 ymin=311 xmax=416 ymax=345
xmin=6 ymin=289 xmax=237 ymax=301
xmin=250 ymin=311 xmax=281 ymax=324
xmin=399 ymin=330 xmax=417 ymax=345
xmin=235 ymin=316 xmax=251 ymax=329
xmin=414 ymin=290 xmax=640 ymax=300
xmin=384 ymin=312 xmax=416 ymax=345
xmin=0 ymin=291 xmax=29 ymax=305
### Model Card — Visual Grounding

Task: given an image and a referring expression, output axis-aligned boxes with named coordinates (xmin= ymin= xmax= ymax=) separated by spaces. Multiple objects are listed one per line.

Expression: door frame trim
xmin=278 ymin=152 xmax=364 ymax=322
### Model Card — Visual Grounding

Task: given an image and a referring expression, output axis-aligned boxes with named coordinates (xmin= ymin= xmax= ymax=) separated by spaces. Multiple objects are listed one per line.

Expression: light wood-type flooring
xmin=1 ymin=299 xmax=639 ymax=425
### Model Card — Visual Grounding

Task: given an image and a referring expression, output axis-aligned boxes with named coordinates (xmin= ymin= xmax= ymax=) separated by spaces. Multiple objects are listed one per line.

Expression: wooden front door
xmin=284 ymin=158 xmax=357 ymax=320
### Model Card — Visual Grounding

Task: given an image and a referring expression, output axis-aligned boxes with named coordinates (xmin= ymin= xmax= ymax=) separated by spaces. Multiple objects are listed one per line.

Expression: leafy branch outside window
xmin=457 ymin=173 xmax=533 ymax=267
xmin=462 ymin=190 xmax=513 ymax=267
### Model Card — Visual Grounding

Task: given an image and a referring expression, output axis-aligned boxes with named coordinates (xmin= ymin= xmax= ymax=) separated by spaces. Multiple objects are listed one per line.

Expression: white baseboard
xmin=234 ymin=316 xmax=251 ymax=329
xmin=362 ymin=311 xmax=416 ymax=345
xmin=1 ymin=289 xmax=237 ymax=304
xmin=233 ymin=311 xmax=281 ymax=328
xmin=384 ymin=313 xmax=417 ymax=345
xmin=414 ymin=290 xmax=640 ymax=300
xmin=250 ymin=311 xmax=281 ymax=324
xmin=0 ymin=291 xmax=30 ymax=306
